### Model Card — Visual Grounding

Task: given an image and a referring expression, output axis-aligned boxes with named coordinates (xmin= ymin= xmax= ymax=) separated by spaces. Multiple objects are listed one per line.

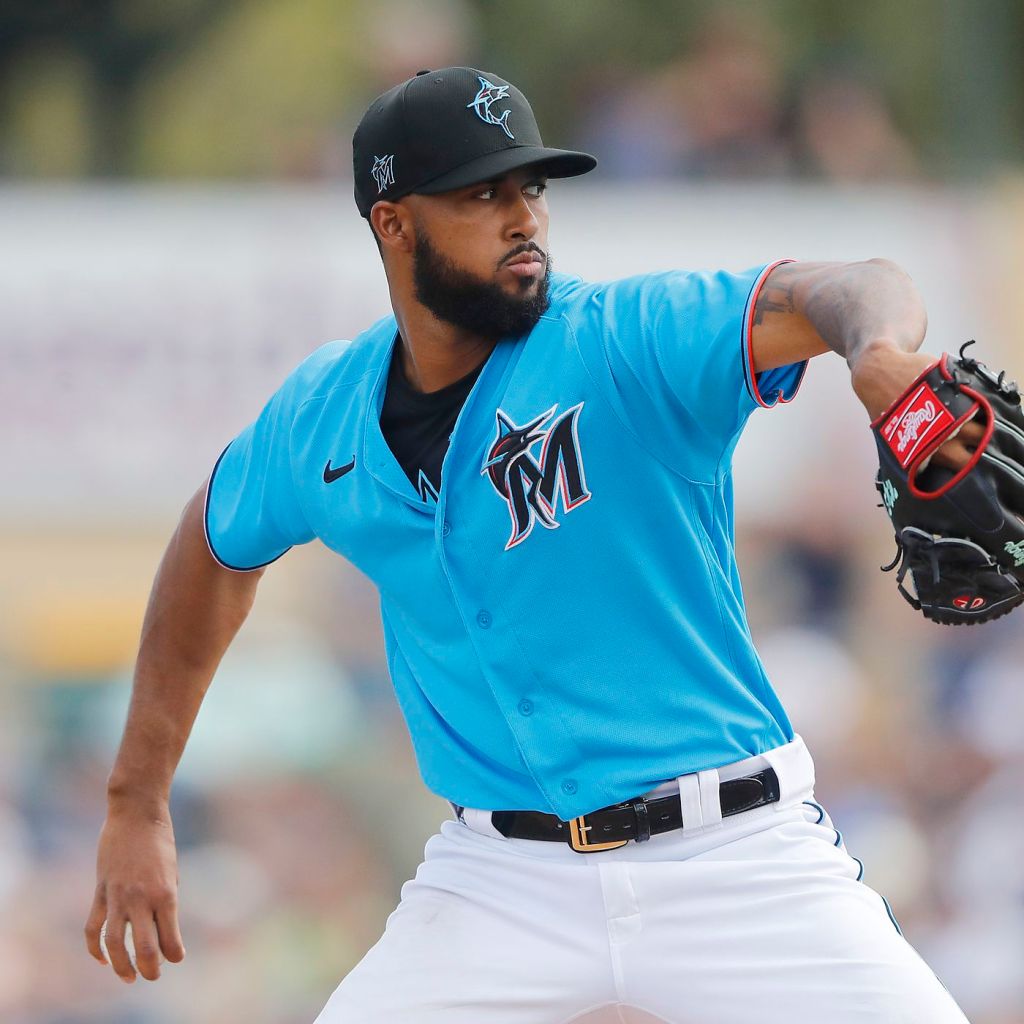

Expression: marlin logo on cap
xmin=371 ymin=154 xmax=395 ymax=194
xmin=467 ymin=77 xmax=515 ymax=140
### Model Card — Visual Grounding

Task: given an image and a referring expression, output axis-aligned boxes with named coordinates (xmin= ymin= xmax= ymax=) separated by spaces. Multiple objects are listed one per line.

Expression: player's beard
xmin=412 ymin=231 xmax=551 ymax=340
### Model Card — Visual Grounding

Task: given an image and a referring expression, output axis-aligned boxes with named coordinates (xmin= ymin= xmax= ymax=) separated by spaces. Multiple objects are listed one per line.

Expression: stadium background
xmin=3 ymin=1 xmax=1024 ymax=1021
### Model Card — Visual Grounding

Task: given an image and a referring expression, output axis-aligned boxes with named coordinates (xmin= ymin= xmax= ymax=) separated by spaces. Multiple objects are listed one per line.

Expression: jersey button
xmin=517 ymin=698 xmax=533 ymax=716
xmin=476 ymin=609 xmax=492 ymax=629
xmin=561 ymin=779 xmax=578 ymax=795
xmin=442 ymin=520 xmax=452 ymax=537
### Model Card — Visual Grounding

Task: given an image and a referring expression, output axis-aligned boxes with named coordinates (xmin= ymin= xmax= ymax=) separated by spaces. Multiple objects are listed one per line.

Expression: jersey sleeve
xmin=579 ymin=260 xmax=807 ymax=479
xmin=204 ymin=344 xmax=341 ymax=571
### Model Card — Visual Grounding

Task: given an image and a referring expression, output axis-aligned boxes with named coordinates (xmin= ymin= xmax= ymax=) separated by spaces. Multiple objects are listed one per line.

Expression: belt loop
xmin=465 ymin=808 xmax=509 ymax=840
xmin=698 ymin=768 xmax=723 ymax=828
xmin=677 ymin=772 xmax=703 ymax=832
xmin=631 ymin=800 xmax=651 ymax=842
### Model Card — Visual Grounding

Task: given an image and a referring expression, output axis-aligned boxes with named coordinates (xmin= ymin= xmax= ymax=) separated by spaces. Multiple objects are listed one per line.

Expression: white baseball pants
xmin=314 ymin=737 xmax=969 ymax=1023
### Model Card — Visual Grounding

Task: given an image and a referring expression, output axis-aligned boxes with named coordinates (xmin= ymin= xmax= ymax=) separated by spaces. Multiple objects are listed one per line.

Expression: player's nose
xmin=504 ymin=192 xmax=541 ymax=242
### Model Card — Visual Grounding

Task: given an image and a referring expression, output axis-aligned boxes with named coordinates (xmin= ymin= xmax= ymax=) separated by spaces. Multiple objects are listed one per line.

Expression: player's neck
xmin=392 ymin=305 xmax=496 ymax=394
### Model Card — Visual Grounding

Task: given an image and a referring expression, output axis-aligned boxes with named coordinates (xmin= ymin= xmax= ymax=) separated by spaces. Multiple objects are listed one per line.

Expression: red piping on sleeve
xmin=744 ymin=258 xmax=802 ymax=408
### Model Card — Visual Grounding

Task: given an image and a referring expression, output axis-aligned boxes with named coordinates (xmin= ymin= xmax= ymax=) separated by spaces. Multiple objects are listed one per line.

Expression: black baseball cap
xmin=353 ymin=67 xmax=596 ymax=218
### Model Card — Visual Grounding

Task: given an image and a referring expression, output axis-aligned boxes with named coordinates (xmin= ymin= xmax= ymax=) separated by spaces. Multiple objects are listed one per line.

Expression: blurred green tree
xmin=131 ymin=0 xmax=363 ymax=177
xmin=0 ymin=0 xmax=1022 ymax=179
xmin=0 ymin=0 xmax=233 ymax=175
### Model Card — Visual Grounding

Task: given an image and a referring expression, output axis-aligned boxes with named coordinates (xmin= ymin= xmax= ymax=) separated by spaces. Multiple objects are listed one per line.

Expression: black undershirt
xmin=379 ymin=342 xmax=484 ymax=502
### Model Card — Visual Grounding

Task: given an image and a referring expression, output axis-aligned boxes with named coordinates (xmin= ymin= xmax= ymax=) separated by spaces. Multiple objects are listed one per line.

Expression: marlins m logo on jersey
xmin=467 ymin=77 xmax=515 ymax=140
xmin=371 ymin=154 xmax=395 ymax=194
xmin=482 ymin=403 xmax=591 ymax=550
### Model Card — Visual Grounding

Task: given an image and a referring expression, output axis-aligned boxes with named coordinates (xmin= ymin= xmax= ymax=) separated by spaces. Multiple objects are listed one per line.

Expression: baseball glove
xmin=873 ymin=340 xmax=1024 ymax=624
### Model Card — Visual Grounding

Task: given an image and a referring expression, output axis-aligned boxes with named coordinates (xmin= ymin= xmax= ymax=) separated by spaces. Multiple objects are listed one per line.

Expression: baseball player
xmin=85 ymin=67 xmax=994 ymax=1022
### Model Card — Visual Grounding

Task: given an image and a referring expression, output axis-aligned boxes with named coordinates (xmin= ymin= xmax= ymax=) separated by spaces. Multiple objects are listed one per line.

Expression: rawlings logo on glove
xmin=881 ymin=387 xmax=953 ymax=465
xmin=873 ymin=340 xmax=1024 ymax=624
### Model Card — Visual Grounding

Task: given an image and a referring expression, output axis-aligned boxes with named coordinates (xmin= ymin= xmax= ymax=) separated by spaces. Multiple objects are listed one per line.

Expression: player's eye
xmin=524 ymin=181 xmax=548 ymax=198
xmin=475 ymin=186 xmax=497 ymax=200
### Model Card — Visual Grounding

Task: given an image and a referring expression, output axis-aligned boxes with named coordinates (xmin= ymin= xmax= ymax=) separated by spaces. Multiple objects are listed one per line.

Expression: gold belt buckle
xmin=567 ymin=813 xmax=629 ymax=853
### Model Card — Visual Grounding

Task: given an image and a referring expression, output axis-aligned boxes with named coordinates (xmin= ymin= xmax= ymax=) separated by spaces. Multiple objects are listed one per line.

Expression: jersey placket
xmin=435 ymin=322 xmax=609 ymax=818
xmin=430 ymin=338 xmax=554 ymax=807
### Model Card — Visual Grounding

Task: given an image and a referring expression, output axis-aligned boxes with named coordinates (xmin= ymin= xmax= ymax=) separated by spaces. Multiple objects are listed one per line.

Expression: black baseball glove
xmin=873 ymin=341 xmax=1024 ymax=624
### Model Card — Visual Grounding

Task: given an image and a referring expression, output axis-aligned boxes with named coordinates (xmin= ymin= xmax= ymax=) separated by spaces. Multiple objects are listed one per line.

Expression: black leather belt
xmin=459 ymin=767 xmax=780 ymax=854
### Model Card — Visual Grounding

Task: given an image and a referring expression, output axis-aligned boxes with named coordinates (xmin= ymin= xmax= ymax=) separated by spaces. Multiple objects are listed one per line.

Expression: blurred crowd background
xmin=4 ymin=1 xmax=1024 ymax=1021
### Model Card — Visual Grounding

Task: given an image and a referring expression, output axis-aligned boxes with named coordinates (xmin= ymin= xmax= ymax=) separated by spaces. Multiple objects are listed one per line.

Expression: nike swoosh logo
xmin=323 ymin=457 xmax=356 ymax=483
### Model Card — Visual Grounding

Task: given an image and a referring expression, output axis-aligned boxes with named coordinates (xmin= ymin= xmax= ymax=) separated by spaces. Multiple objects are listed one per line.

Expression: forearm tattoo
xmin=752 ymin=261 xmax=925 ymax=359
xmin=752 ymin=280 xmax=796 ymax=326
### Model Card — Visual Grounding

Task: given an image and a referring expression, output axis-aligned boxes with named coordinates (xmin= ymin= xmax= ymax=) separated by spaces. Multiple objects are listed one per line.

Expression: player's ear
xmin=370 ymin=201 xmax=413 ymax=255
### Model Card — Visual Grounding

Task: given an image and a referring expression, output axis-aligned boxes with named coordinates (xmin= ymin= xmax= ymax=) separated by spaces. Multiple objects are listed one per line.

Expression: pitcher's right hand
xmin=85 ymin=802 xmax=186 ymax=982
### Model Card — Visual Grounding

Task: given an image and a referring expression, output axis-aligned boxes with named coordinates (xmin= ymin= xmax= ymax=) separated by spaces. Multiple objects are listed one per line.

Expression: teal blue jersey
xmin=205 ymin=262 xmax=807 ymax=818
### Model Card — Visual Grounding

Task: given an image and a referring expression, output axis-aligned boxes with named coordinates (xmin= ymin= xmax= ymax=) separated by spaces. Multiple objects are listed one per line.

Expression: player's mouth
xmin=502 ymin=251 xmax=545 ymax=279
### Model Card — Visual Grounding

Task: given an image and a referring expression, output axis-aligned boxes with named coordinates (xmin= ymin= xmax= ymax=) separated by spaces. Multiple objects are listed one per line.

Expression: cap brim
xmin=413 ymin=146 xmax=596 ymax=195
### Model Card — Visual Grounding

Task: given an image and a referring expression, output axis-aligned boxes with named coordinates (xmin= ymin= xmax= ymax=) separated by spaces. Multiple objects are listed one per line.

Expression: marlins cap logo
xmin=467 ymin=77 xmax=515 ymax=140
xmin=371 ymin=154 xmax=395 ymax=194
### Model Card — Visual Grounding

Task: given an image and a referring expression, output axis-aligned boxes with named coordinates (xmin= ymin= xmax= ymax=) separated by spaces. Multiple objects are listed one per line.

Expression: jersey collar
xmin=361 ymin=323 xmax=521 ymax=508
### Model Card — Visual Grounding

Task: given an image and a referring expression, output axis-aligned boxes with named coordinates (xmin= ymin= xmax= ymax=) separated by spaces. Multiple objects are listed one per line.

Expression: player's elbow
xmin=862 ymin=256 xmax=911 ymax=279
